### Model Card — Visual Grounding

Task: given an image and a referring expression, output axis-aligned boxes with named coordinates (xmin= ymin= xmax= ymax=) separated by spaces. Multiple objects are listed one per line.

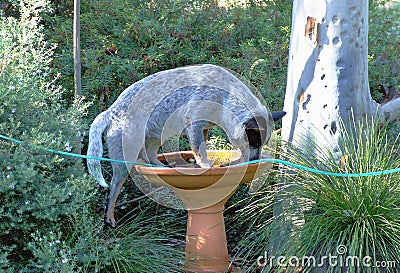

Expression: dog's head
xmin=244 ymin=111 xmax=286 ymax=160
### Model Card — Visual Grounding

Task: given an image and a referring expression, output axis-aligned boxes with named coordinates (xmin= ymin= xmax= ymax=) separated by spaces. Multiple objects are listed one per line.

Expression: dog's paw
xmin=164 ymin=162 xmax=176 ymax=168
xmin=197 ymin=162 xmax=213 ymax=168
xmin=105 ymin=217 xmax=117 ymax=228
xmin=220 ymin=159 xmax=243 ymax=167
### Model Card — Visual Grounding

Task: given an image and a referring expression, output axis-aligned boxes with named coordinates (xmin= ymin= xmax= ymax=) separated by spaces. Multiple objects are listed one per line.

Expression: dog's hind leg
xmin=106 ymin=163 xmax=129 ymax=227
xmin=105 ymin=131 xmax=129 ymax=227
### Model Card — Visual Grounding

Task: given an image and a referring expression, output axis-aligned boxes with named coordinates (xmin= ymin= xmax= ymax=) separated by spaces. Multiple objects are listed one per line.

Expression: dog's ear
xmin=244 ymin=116 xmax=267 ymax=130
xmin=271 ymin=111 xmax=286 ymax=122
xmin=244 ymin=117 xmax=267 ymax=147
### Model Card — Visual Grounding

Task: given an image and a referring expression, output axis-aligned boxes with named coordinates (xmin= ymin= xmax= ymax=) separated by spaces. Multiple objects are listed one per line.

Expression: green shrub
xmin=368 ymin=1 xmax=400 ymax=103
xmin=0 ymin=1 xmax=184 ymax=272
xmin=24 ymin=207 xmax=185 ymax=273
xmin=41 ymin=0 xmax=291 ymax=118
xmin=0 ymin=0 xmax=93 ymax=270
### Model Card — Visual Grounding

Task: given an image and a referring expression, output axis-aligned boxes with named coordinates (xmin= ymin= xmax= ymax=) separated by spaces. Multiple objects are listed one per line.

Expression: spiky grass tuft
xmin=275 ymin=120 xmax=400 ymax=273
xmin=233 ymin=119 xmax=399 ymax=273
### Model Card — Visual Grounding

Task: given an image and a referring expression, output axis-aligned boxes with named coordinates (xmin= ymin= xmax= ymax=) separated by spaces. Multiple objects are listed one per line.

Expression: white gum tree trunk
xmin=272 ymin=0 xmax=400 ymax=264
xmin=282 ymin=0 xmax=400 ymax=154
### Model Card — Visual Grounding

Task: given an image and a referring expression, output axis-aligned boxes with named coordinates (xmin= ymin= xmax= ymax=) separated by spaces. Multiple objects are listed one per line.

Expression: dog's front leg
xmin=145 ymin=138 xmax=168 ymax=166
xmin=223 ymin=137 xmax=250 ymax=166
xmin=186 ymin=122 xmax=212 ymax=168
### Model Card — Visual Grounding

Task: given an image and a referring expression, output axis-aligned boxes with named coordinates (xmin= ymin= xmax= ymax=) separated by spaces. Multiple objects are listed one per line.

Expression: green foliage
xmin=207 ymin=135 xmax=234 ymax=150
xmin=97 ymin=209 xmax=185 ymax=273
xmin=43 ymin=0 xmax=291 ymax=117
xmin=25 ymin=207 xmax=184 ymax=273
xmin=368 ymin=1 xmax=400 ymax=102
xmin=1 ymin=0 xmax=398 ymax=272
xmin=271 ymin=120 xmax=400 ymax=273
xmin=226 ymin=177 xmax=277 ymax=271
xmin=0 ymin=1 xmax=183 ymax=271
xmin=0 ymin=1 xmax=94 ymax=270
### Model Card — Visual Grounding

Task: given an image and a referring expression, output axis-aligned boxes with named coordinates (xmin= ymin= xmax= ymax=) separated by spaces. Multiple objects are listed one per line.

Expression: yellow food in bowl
xmin=206 ymin=150 xmax=242 ymax=166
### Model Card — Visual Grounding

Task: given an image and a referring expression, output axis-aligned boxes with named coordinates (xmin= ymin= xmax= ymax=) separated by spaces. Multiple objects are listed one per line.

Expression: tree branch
xmin=379 ymin=97 xmax=400 ymax=123
xmin=2 ymin=3 xmax=12 ymax=14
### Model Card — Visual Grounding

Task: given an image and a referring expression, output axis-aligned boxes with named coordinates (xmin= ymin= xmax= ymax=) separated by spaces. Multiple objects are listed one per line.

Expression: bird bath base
xmin=135 ymin=151 xmax=271 ymax=273
xmin=184 ymin=200 xmax=231 ymax=273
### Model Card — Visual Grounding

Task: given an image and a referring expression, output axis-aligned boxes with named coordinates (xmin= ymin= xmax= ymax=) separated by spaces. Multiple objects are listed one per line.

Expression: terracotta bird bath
xmin=135 ymin=150 xmax=271 ymax=273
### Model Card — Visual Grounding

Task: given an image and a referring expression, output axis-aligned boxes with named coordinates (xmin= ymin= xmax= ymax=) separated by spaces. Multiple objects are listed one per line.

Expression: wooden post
xmin=73 ymin=0 xmax=82 ymax=154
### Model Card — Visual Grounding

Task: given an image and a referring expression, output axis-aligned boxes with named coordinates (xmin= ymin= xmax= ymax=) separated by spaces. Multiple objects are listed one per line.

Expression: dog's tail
xmin=87 ymin=111 xmax=110 ymax=188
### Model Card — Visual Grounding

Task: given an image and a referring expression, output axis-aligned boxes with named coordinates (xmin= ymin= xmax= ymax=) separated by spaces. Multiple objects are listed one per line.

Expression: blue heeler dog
xmin=87 ymin=64 xmax=285 ymax=227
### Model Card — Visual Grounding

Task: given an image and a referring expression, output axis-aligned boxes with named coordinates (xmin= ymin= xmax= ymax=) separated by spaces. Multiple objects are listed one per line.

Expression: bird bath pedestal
xmin=135 ymin=151 xmax=271 ymax=273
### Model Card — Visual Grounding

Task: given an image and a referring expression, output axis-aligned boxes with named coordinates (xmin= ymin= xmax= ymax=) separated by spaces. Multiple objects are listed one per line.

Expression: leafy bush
xmin=368 ymin=1 xmax=400 ymax=103
xmin=41 ymin=0 xmax=291 ymax=118
xmin=25 ymin=207 xmax=185 ymax=273
xmin=0 ymin=1 xmax=184 ymax=272
xmin=0 ymin=1 xmax=95 ymax=270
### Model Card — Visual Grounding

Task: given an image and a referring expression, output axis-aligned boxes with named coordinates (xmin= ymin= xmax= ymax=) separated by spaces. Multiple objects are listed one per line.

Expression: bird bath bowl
xmin=135 ymin=150 xmax=271 ymax=273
